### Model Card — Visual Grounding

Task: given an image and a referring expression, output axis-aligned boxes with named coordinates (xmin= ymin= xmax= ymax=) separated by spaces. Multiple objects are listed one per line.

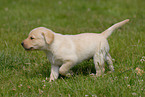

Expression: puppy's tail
xmin=101 ymin=19 xmax=129 ymax=38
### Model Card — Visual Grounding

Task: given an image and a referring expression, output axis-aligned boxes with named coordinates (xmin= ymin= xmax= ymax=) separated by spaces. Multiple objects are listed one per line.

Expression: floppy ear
xmin=42 ymin=30 xmax=54 ymax=44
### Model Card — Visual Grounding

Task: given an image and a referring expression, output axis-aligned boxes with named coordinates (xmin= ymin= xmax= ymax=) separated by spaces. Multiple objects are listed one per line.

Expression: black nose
xmin=21 ymin=42 xmax=24 ymax=46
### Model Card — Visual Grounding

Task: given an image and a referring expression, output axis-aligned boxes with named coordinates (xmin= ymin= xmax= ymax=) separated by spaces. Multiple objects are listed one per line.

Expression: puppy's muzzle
xmin=21 ymin=42 xmax=33 ymax=50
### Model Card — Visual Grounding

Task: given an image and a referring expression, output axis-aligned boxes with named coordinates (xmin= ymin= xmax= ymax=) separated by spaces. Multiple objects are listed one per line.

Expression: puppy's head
xmin=21 ymin=27 xmax=54 ymax=51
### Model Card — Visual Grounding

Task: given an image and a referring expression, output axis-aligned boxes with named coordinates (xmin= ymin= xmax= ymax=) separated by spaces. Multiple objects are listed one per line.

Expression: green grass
xmin=0 ymin=0 xmax=145 ymax=96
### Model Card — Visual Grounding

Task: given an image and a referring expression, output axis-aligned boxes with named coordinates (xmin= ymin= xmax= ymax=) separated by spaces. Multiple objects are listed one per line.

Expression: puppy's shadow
xmin=23 ymin=60 xmax=95 ymax=79
xmin=23 ymin=59 xmax=111 ymax=79
xmin=60 ymin=59 xmax=112 ymax=79
xmin=72 ymin=60 xmax=96 ymax=75
xmin=59 ymin=59 xmax=96 ymax=79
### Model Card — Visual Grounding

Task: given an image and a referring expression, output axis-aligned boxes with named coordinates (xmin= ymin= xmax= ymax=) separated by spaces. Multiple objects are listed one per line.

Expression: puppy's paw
xmin=46 ymin=77 xmax=54 ymax=82
xmin=66 ymin=70 xmax=74 ymax=77
xmin=96 ymin=69 xmax=104 ymax=77
xmin=49 ymin=77 xmax=55 ymax=82
xmin=90 ymin=73 xmax=95 ymax=76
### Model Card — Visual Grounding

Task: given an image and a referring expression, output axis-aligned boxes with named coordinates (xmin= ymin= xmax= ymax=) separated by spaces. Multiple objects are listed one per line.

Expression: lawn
xmin=0 ymin=0 xmax=145 ymax=96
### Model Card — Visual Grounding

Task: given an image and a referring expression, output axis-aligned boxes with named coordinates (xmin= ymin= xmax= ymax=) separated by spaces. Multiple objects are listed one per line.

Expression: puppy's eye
xmin=30 ymin=37 xmax=34 ymax=40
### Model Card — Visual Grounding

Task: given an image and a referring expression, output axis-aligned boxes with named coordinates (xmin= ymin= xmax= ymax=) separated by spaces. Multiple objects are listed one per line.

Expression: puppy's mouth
xmin=24 ymin=47 xmax=33 ymax=51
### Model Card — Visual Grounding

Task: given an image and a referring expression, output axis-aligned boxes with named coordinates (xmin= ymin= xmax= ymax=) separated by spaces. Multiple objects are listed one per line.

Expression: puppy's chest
xmin=45 ymin=52 xmax=62 ymax=66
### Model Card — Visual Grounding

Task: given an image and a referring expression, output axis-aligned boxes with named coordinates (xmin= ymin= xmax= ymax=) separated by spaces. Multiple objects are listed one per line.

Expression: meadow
xmin=0 ymin=0 xmax=145 ymax=96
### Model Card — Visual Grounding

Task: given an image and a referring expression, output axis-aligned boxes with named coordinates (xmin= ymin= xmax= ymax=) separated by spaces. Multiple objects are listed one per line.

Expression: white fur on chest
xmin=45 ymin=51 xmax=63 ymax=66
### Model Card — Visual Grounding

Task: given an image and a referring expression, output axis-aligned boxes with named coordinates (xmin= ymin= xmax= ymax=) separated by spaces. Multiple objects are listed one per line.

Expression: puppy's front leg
xmin=59 ymin=61 xmax=74 ymax=76
xmin=49 ymin=65 xmax=59 ymax=82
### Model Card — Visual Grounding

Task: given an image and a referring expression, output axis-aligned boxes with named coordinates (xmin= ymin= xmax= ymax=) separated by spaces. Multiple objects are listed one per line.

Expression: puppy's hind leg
xmin=93 ymin=51 xmax=105 ymax=76
xmin=106 ymin=53 xmax=114 ymax=72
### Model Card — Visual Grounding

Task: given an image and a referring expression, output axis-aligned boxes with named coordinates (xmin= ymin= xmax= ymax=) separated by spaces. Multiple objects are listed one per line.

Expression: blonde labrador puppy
xmin=21 ymin=19 xmax=129 ymax=82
